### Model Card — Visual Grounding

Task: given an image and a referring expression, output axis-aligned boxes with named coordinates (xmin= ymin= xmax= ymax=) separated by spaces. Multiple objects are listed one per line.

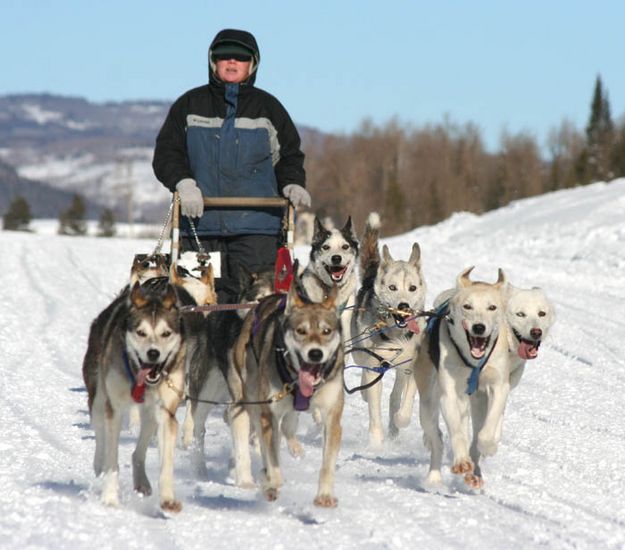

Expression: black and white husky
xmin=350 ymin=218 xmax=427 ymax=447
xmin=300 ymin=216 xmax=359 ymax=318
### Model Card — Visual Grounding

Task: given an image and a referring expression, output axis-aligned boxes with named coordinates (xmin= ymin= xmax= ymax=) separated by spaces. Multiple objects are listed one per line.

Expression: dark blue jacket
xmin=152 ymin=29 xmax=305 ymax=236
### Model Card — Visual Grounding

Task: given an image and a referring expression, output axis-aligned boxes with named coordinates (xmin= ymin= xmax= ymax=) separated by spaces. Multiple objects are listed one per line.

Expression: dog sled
xmin=137 ymin=192 xmax=296 ymax=295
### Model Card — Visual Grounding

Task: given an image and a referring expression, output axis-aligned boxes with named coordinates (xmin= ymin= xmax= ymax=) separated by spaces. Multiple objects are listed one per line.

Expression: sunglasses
xmin=213 ymin=53 xmax=252 ymax=62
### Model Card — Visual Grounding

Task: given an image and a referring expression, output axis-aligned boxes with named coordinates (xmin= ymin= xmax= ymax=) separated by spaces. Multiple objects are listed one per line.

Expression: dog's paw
xmin=393 ymin=411 xmax=411 ymax=429
xmin=134 ymin=480 xmax=152 ymax=496
xmin=464 ymin=473 xmax=484 ymax=490
xmin=161 ymin=499 xmax=182 ymax=513
xmin=313 ymin=494 xmax=338 ymax=508
xmin=287 ymin=437 xmax=305 ymax=458
xmin=477 ymin=433 xmax=499 ymax=457
xmin=236 ymin=478 xmax=256 ymax=490
xmin=264 ymin=487 xmax=279 ymax=502
xmin=368 ymin=429 xmax=384 ymax=450
xmin=424 ymin=470 xmax=443 ymax=488
xmin=101 ymin=471 xmax=119 ymax=506
xmin=451 ymin=459 xmax=473 ymax=475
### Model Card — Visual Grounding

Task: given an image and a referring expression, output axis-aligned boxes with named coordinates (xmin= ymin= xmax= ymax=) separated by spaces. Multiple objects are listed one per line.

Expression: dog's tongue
xmin=518 ymin=340 xmax=539 ymax=360
xmin=330 ymin=266 xmax=347 ymax=282
xmin=136 ymin=368 xmax=151 ymax=386
xmin=298 ymin=368 xmax=316 ymax=397
xmin=407 ymin=318 xmax=420 ymax=334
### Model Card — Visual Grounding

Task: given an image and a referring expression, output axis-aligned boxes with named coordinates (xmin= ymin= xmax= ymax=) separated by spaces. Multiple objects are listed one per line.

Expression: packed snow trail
xmin=1 ymin=180 xmax=625 ymax=549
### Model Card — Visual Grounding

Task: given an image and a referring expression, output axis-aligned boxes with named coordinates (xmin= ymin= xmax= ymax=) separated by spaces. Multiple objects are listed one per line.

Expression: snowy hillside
xmin=1 ymin=179 xmax=624 ymax=549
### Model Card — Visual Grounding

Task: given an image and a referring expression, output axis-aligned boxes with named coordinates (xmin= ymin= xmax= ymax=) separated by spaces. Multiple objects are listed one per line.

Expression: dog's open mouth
xmin=392 ymin=312 xmax=408 ymax=328
xmin=298 ymin=363 xmax=323 ymax=398
xmin=465 ymin=333 xmax=490 ymax=359
xmin=514 ymin=329 xmax=541 ymax=360
xmin=137 ymin=362 xmax=164 ymax=386
xmin=324 ymin=263 xmax=349 ymax=283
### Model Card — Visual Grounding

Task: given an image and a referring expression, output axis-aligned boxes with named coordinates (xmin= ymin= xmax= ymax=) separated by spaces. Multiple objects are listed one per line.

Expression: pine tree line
xmin=305 ymin=75 xmax=625 ymax=235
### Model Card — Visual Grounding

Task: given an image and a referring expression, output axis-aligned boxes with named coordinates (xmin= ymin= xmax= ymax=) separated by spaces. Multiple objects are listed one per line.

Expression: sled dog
xmin=413 ymin=267 xmax=511 ymax=488
xmin=229 ymin=280 xmax=345 ymax=506
xmin=460 ymin=283 xmax=557 ymax=486
xmin=82 ymin=281 xmax=187 ymax=511
xmin=350 ymin=219 xmax=426 ymax=447
xmin=182 ymin=267 xmax=275 ymax=469
xmin=505 ymin=285 xmax=555 ymax=389
xmin=300 ymin=216 xmax=359 ymax=334
xmin=130 ymin=254 xmax=169 ymax=285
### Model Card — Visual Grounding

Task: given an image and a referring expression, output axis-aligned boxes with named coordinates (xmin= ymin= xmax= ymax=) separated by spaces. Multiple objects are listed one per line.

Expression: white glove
xmin=282 ymin=184 xmax=311 ymax=208
xmin=176 ymin=179 xmax=204 ymax=218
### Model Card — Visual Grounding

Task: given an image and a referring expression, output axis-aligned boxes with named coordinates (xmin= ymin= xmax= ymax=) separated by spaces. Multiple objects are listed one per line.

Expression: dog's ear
xmin=408 ymin=242 xmax=421 ymax=266
xmin=322 ymin=284 xmax=338 ymax=310
xmin=341 ymin=216 xmax=353 ymax=235
xmin=494 ymin=268 xmax=507 ymax=289
xmin=382 ymin=244 xmax=393 ymax=265
xmin=168 ymin=261 xmax=184 ymax=287
xmin=201 ymin=263 xmax=217 ymax=305
xmin=162 ymin=284 xmax=178 ymax=310
xmin=201 ymin=262 xmax=215 ymax=287
xmin=313 ymin=216 xmax=326 ymax=236
xmin=130 ymin=281 xmax=149 ymax=308
xmin=286 ymin=279 xmax=307 ymax=312
xmin=457 ymin=266 xmax=475 ymax=288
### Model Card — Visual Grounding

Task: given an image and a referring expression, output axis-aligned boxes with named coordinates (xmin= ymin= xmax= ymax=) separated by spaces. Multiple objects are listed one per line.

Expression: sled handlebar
xmin=202 ymin=197 xmax=289 ymax=208
xmin=170 ymin=193 xmax=295 ymax=263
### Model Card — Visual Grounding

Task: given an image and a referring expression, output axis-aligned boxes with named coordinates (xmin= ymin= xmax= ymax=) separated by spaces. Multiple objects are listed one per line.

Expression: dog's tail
xmin=360 ymin=213 xmax=381 ymax=287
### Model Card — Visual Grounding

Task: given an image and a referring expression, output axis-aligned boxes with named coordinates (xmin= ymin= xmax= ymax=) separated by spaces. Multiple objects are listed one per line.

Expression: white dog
xmin=413 ymin=267 xmax=511 ymax=488
xmin=505 ymin=285 xmax=556 ymax=389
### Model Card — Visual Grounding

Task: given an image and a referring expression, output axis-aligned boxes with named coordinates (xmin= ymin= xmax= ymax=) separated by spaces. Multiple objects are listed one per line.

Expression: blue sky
xmin=3 ymin=0 xmax=624 ymax=151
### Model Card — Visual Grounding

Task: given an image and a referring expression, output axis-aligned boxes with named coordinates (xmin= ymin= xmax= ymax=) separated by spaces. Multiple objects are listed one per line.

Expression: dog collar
xmin=446 ymin=323 xmax=499 ymax=395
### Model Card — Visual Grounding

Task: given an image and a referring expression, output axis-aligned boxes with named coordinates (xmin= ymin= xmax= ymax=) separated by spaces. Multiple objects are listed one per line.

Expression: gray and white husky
xmin=82 ymin=282 xmax=187 ymax=511
xmin=229 ymin=279 xmax=345 ymax=506
xmin=350 ymin=219 xmax=426 ymax=447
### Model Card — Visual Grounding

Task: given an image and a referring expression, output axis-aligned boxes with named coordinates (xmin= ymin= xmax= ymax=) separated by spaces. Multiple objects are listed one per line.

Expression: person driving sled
xmin=152 ymin=28 xmax=309 ymax=300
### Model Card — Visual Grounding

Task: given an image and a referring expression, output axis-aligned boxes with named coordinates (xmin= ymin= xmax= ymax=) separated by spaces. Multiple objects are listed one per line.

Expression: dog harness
xmin=426 ymin=299 xmax=498 ymax=395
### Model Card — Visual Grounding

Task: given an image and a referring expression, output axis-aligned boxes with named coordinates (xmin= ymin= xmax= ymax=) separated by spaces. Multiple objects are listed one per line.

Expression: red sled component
xmin=274 ymin=246 xmax=294 ymax=293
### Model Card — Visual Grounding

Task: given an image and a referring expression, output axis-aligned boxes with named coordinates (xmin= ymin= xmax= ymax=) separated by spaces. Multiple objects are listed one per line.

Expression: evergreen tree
xmin=58 ymin=193 xmax=87 ymax=236
xmin=97 ymin=208 xmax=116 ymax=237
xmin=3 ymin=196 xmax=32 ymax=231
xmin=584 ymin=75 xmax=614 ymax=182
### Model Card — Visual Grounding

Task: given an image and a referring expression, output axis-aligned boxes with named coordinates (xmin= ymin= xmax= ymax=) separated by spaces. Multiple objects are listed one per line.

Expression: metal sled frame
xmin=170 ymin=193 xmax=295 ymax=266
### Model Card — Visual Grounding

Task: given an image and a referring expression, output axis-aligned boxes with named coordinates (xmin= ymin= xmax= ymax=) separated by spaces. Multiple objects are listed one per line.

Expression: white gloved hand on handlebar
xmin=282 ymin=184 xmax=311 ymax=208
xmin=176 ymin=179 xmax=204 ymax=218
